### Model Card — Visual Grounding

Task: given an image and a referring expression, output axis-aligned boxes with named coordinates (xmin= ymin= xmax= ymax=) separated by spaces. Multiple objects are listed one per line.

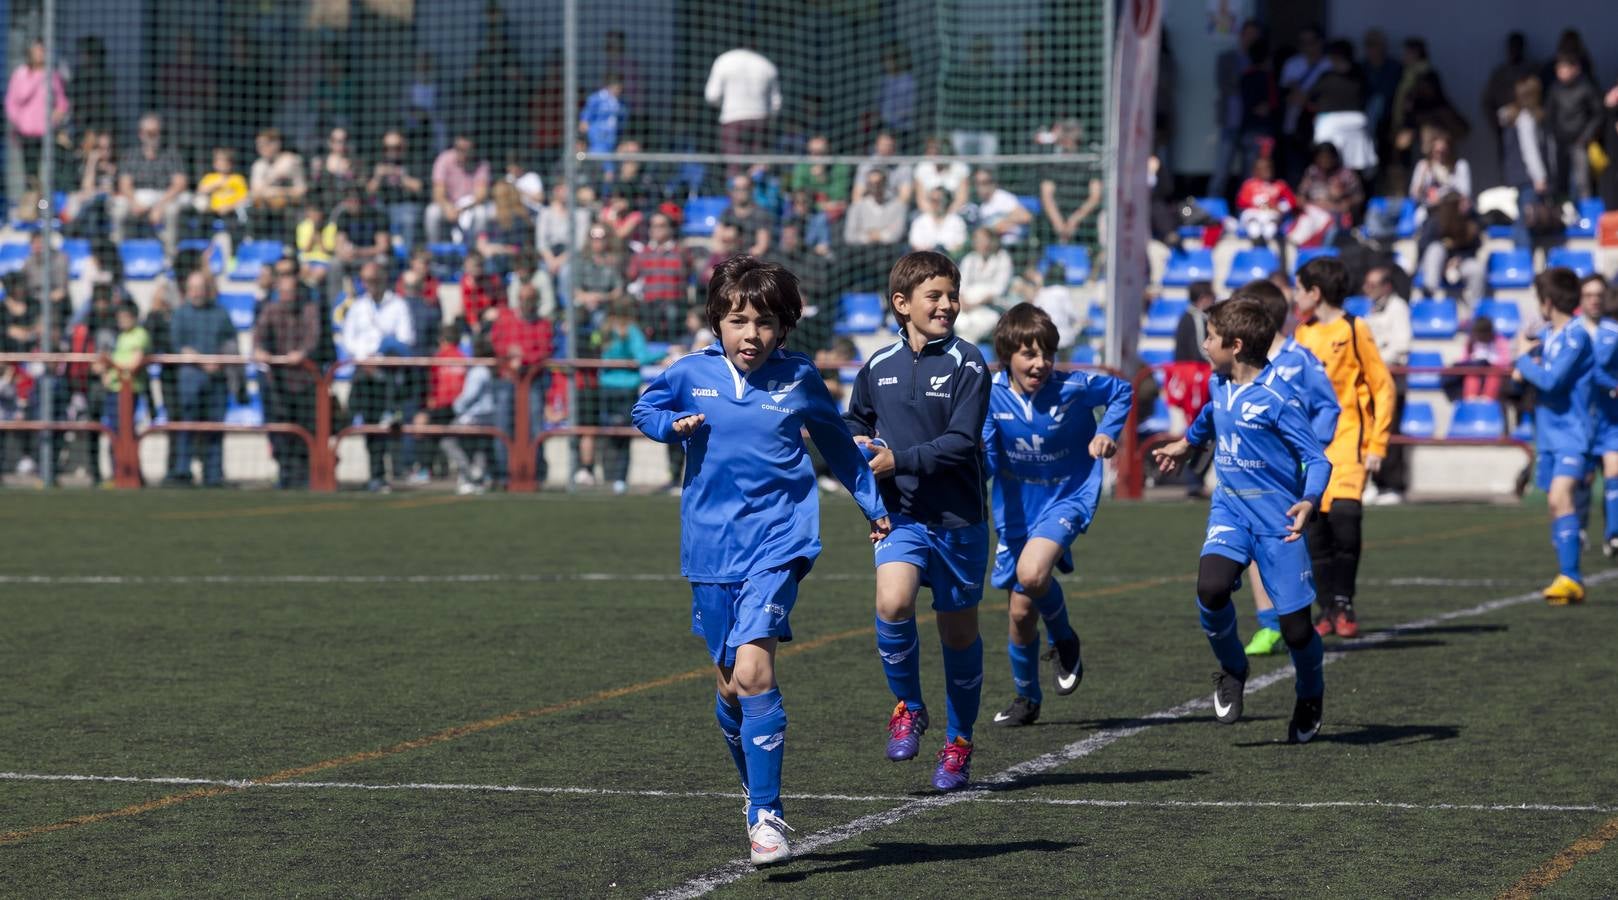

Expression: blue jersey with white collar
xmin=1589 ymin=319 xmax=1618 ymax=428
xmin=1516 ymin=320 xmax=1595 ymax=456
xmin=1187 ymin=371 xmax=1332 ymax=537
xmin=982 ymin=368 xmax=1133 ymax=539
xmin=1265 ymin=338 xmax=1341 ymax=446
xmin=633 ymin=343 xmax=887 ymax=582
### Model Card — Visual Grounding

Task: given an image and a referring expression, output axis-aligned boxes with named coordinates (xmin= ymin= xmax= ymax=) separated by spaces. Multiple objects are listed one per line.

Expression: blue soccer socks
xmin=876 ymin=616 xmax=925 ymax=711
xmin=1289 ymin=631 xmax=1325 ymax=698
xmin=1198 ymin=599 xmax=1249 ymax=678
xmin=1007 ymin=638 xmax=1043 ymax=704
xmin=1031 ymin=579 xmax=1077 ymax=645
xmin=739 ymin=689 xmax=787 ymax=825
xmin=940 ymin=637 xmax=984 ymax=744
xmin=1604 ymin=482 xmax=1618 ymax=540
xmin=1553 ymin=514 xmax=1583 ymax=581
xmin=715 ymin=692 xmax=747 ymax=784
xmin=1256 ymin=605 xmax=1281 ymax=633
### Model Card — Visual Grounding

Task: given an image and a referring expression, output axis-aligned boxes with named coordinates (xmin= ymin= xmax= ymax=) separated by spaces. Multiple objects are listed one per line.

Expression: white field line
xmin=2 ymin=772 xmax=1611 ymax=816
xmin=646 ymin=569 xmax=1618 ymax=900
xmin=0 ymin=573 xmax=1547 ymax=587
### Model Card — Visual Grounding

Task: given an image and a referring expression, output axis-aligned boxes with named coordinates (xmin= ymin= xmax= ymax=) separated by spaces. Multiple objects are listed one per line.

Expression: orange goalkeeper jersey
xmin=1293 ymin=312 xmax=1396 ymax=461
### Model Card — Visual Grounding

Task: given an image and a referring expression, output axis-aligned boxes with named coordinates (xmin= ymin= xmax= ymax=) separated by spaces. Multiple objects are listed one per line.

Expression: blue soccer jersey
xmin=1590 ymin=319 xmax=1618 ymax=453
xmin=1266 ymin=338 xmax=1341 ymax=447
xmin=1186 ymin=372 xmax=1333 ymax=537
xmin=1517 ymin=320 xmax=1595 ymax=458
xmin=633 ymin=343 xmax=888 ymax=582
xmin=983 ymin=368 xmax=1133 ymax=542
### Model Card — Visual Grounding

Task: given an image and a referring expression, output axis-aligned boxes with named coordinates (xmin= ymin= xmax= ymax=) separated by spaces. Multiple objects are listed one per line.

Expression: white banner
xmin=1105 ymin=0 xmax=1163 ymax=374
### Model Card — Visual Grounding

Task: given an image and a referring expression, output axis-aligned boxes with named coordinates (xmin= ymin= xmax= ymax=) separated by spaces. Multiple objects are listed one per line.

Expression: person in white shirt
xmin=913 ymin=135 xmax=970 ymax=214
xmin=908 ymin=186 xmax=968 ymax=253
xmin=1362 ymin=264 xmax=1412 ymax=504
xmin=342 ymin=261 xmax=417 ymax=492
xmin=955 ymin=227 xmax=1013 ymax=342
xmin=704 ymin=45 xmax=781 ymax=173
xmin=965 ymin=168 xmax=1032 ymax=247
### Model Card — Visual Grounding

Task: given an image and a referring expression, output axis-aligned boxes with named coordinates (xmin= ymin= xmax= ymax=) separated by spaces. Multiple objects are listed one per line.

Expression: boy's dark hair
xmin=1231 ymin=278 xmax=1289 ymax=331
xmin=888 ymin=250 xmax=961 ymax=324
xmin=1535 ymin=267 xmax=1581 ymax=315
xmin=1555 ymin=50 xmax=1582 ymax=69
xmin=1297 ymin=257 xmax=1350 ymax=307
xmin=1206 ymin=298 xmax=1274 ymax=366
xmin=705 ymin=255 xmax=803 ymax=335
xmin=1188 ymin=280 xmax=1216 ymax=305
xmin=993 ymin=302 xmax=1060 ymax=362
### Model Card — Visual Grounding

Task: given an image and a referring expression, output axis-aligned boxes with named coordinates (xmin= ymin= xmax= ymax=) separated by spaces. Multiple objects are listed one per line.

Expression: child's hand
xmin=866 ymin=442 xmax=896 ymax=478
xmin=1365 ymin=453 xmax=1384 ymax=474
xmin=869 ymin=515 xmax=892 ymax=543
xmin=672 ymin=413 xmax=705 ymax=437
xmin=1152 ymin=440 xmax=1191 ymax=475
xmin=1284 ymin=499 xmax=1315 ymax=541
xmin=1088 ymin=434 xmax=1117 ymax=459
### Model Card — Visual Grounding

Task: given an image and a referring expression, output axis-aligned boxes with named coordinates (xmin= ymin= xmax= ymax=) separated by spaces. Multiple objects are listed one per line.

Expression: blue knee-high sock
xmin=738 ymin=689 xmax=787 ymax=825
xmin=1007 ymin=639 xmax=1043 ymax=704
xmin=940 ymin=636 xmax=984 ymax=744
xmin=1553 ymin=514 xmax=1583 ymax=581
xmin=1030 ymin=580 xmax=1076 ymax=644
xmin=1604 ymin=483 xmax=1618 ymax=540
xmin=875 ymin=616 xmax=925 ymax=711
xmin=1256 ymin=606 xmax=1281 ymax=633
xmin=1288 ymin=632 xmax=1325 ymax=698
xmin=1198 ymin=600 xmax=1249 ymax=677
xmin=715 ymin=693 xmax=747 ymax=785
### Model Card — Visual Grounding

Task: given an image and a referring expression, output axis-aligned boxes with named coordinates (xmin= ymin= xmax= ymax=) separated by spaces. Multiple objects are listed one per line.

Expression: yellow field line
xmin=1496 ymin=815 xmax=1618 ymax=899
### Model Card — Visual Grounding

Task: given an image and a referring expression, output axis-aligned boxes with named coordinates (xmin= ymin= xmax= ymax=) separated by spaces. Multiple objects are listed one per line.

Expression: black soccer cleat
xmin=991 ymin=695 xmax=1041 ymax=727
xmin=1047 ymin=636 xmax=1084 ymax=696
xmin=1211 ymin=668 xmax=1247 ymax=724
xmin=1288 ymin=695 xmax=1324 ymax=744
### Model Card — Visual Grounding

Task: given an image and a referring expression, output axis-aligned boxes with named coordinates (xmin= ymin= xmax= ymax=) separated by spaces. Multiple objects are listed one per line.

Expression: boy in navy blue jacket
xmin=633 ymin=256 xmax=890 ymax=865
xmin=845 ymin=250 xmax=991 ymax=791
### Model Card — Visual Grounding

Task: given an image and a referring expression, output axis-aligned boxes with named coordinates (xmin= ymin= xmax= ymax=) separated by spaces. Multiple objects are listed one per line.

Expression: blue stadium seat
xmin=428 ymin=242 xmax=468 ymax=280
xmin=834 ymin=292 xmax=887 ymax=336
xmin=1082 ymin=302 xmax=1106 ymax=338
xmin=1447 ymin=399 xmax=1505 ymax=439
xmin=62 ymin=238 xmax=90 ymax=279
xmin=1410 ymin=298 xmax=1459 ymax=339
xmin=1291 ymin=245 xmax=1339 ymax=274
xmin=1197 ymin=197 xmax=1231 ymax=222
xmin=1017 ymin=194 xmax=1042 ymax=217
xmin=1486 ymin=222 xmax=1515 ymax=240
xmin=1512 ymin=411 xmax=1534 ymax=442
xmin=682 ymin=196 xmax=728 ymax=237
xmin=1144 ymin=297 xmax=1187 ymax=337
xmin=1400 ymin=401 xmax=1437 ymax=439
xmin=1547 ymin=247 xmax=1595 ymax=278
xmin=1070 ymin=344 xmax=1099 ymax=365
xmin=1140 ymin=346 xmax=1174 ymax=367
xmin=219 ymin=292 xmax=257 ymax=331
xmin=0 ymin=241 xmax=28 ymax=276
xmin=1397 ymin=197 xmax=1420 ymax=238
xmin=120 ymin=239 xmax=166 ymax=280
xmin=1140 ymin=397 xmax=1172 ymax=434
xmin=1041 ymin=245 xmax=1092 ymax=283
xmin=228 ymin=240 xmax=283 ymax=282
xmin=225 ymin=393 xmax=264 ymax=427
xmin=1476 ymin=297 xmax=1522 ymax=338
xmin=1161 ymin=248 xmax=1213 ymax=288
xmin=1566 ymin=198 xmax=1604 ymax=238
xmin=1405 ymin=350 xmax=1445 ymax=391
xmin=1487 ymin=249 xmax=1534 ymax=290
xmin=1225 ymin=247 xmax=1280 ymax=287
xmin=1344 ymin=295 xmax=1371 ymax=317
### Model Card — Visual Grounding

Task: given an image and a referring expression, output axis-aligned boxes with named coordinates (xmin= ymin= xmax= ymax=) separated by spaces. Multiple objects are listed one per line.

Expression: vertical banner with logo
xmin=1104 ymin=0 xmax=1162 ymax=374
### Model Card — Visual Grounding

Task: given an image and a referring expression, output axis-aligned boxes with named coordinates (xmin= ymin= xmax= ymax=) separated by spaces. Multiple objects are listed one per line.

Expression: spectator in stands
xmin=368 ymin=129 xmax=425 ymax=254
xmin=600 ymin=140 xmax=662 ymax=218
xmin=1014 ymin=263 xmax=1085 ymax=358
xmin=193 ymin=146 xmax=249 ymax=245
xmin=476 ymin=181 xmax=535 ymax=272
xmin=908 ymin=186 xmax=968 ymax=254
xmin=698 ymin=221 xmax=741 ymax=291
xmin=403 ymin=53 xmax=448 ymax=171
xmin=1482 ymin=34 xmax=1536 ymax=170
xmin=600 ymin=188 xmax=644 ymax=245
xmin=66 ymin=128 xmax=117 ymax=237
xmin=1547 ymin=51 xmax=1603 ymax=204
xmin=408 ymin=315 xmax=465 ymax=483
xmin=1279 ymin=25 xmax=1330 ymax=178
xmin=248 ymin=128 xmax=306 ymax=244
xmin=1211 ymin=20 xmax=1263 ymax=199
xmin=501 ymin=150 xmax=546 ymax=215
xmin=112 ymin=113 xmax=188 ymax=253
xmin=426 ymin=133 xmax=491 ymax=245
xmin=94 ymin=301 xmax=150 ymax=452
xmin=878 ymin=44 xmax=917 ymax=148
xmin=913 ymin=135 xmax=970 ymax=215
xmin=1409 ymin=132 xmax=1472 ymax=238
xmin=1039 ymin=119 xmax=1103 ymax=246
xmin=788 ymin=134 xmax=851 ymax=221
xmin=536 ymin=182 xmax=585 ymax=277
xmin=704 ymin=41 xmax=781 ymax=173
xmin=343 ymin=261 xmax=416 ymax=493
xmin=294 ymin=200 xmax=337 ymax=272
xmin=509 ymin=250 xmax=557 ymax=320
xmin=1174 ymin=281 xmax=1217 ymax=362
xmin=0 ymin=275 xmax=39 ymax=352
xmin=1391 ymin=39 xmax=1433 ymax=147
xmin=254 ymin=259 xmax=322 ymax=489
xmin=1449 ymin=316 xmax=1511 ymax=402
xmin=1310 ymin=41 xmax=1376 ymax=175
xmin=70 ymin=36 xmax=113 ymax=138
xmin=571 ymin=225 xmax=625 ymax=328
xmin=458 ymin=250 xmax=503 ymax=338
xmin=843 ymin=168 xmax=908 ymax=289
xmin=1420 ymin=194 xmax=1486 ymax=305
xmin=1601 ymin=83 xmax=1618 ymax=212
xmin=309 ymin=127 xmax=359 ymax=212
xmin=395 ymin=265 xmax=440 ymax=485
xmin=768 ymin=219 xmax=833 ymax=355
xmin=1500 ymin=76 xmax=1553 ymax=248
xmin=1289 ymin=142 xmax=1362 ymax=248
xmin=627 ymin=212 xmax=688 ymax=342
xmin=579 ymin=73 xmax=627 ymax=164
xmin=443 ymin=333 xmax=496 ymax=494
xmin=783 ymin=188 xmax=833 ymax=256
xmin=964 ymin=168 xmax=1033 ymax=249
xmin=166 ymin=269 xmax=237 ymax=487
xmin=396 ymin=246 xmax=441 ymax=307
xmin=488 ymin=281 xmax=555 ymax=490
xmin=1361 ymin=29 xmax=1402 ymax=155
xmin=333 ymin=187 xmax=391 ymax=274
xmin=22 ymin=232 xmax=68 ymax=312
xmin=956 ymin=227 xmax=1012 ymax=342
xmin=1396 ymin=72 xmax=1470 ymax=179
xmin=1546 ymin=29 xmax=1598 ymax=90
xmin=1363 ymin=263 xmax=1412 ymax=504
xmin=852 ymin=132 xmax=914 ymax=207
xmin=1236 ymin=156 xmax=1296 ymax=251
xmin=720 ymin=173 xmax=774 ymax=257
xmin=5 ymin=39 xmax=68 ymax=194
xmin=594 ymin=298 xmax=650 ymax=495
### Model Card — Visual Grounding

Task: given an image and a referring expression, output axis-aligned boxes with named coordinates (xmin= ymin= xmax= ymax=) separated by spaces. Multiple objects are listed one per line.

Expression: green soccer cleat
xmin=1243 ymin=627 xmax=1284 ymax=656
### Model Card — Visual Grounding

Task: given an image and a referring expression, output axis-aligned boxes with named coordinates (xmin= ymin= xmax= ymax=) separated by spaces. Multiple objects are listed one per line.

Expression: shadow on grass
xmin=1235 ymin=722 xmax=1460 ymax=748
xmin=1048 ymin=714 xmax=1283 ymax=729
xmin=978 ymin=768 xmax=1209 ymax=793
xmin=768 ymin=838 xmax=1078 ymax=881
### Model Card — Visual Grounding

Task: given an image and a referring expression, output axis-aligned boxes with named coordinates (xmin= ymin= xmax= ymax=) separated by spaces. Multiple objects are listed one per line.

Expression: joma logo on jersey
xmin=766 ymin=380 xmax=801 ymax=403
xmin=690 ymin=387 xmax=719 ymax=398
xmin=877 ymin=376 xmax=899 ymax=386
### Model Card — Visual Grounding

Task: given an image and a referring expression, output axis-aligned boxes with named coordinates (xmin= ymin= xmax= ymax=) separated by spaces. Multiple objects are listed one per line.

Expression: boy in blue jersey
xmin=845 ymin=250 xmax=991 ymax=791
xmin=1154 ymin=298 xmax=1332 ymax=743
xmin=981 ymin=304 xmax=1132 ymax=726
xmin=1238 ymin=279 xmax=1342 ymax=656
xmin=632 ymin=256 xmax=891 ymax=865
xmin=1582 ymin=278 xmax=1618 ymax=559
xmin=1513 ymin=267 xmax=1595 ymax=604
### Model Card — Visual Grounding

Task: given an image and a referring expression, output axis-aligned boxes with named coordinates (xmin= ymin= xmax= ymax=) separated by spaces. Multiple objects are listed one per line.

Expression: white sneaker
xmin=748 ymin=811 xmax=793 ymax=866
xmin=456 ymin=478 xmax=478 ymax=496
xmin=611 ymin=480 xmax=627 ymax=495
xmin=1374 ymin=491 xmax=1403 ymax=506
xmin=817 ymin=475 xmax=842 ymax=493
xmin=572 ymin=468 xmax=597 ymax=487
xmin=1361 ymin=482 xmax=1380 ymax=505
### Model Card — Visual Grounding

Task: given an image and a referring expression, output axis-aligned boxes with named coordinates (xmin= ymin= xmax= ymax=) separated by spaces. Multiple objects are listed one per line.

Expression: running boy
xmin=845 ymin=250 xmax=991 ymax=791
xmin=1154 ymin=298 xmax=1331 ymax=743
xmin=1513 ymin=267 xmax=1595 ymax=604
xmin=1292 ymin=257 xmax=1395 ymax=638
xmin=632 ymin=256 xmax=891 ymax=865
xmin=982 ymin=303 xmax=1132 ymax=726
xmin=1590 ymin=283 xmax=1618 ymax=559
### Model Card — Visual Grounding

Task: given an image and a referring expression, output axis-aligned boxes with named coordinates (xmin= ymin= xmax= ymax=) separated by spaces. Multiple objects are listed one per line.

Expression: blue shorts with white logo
xmin=1592 ymin=422 xmax=1618 ymax=456
xmin=690 ymin=560 xmax=806 ymax=667
xmin=1200 ymin=509 xmax=1316 ymax=615
xmin=989 ymin=502 xmax=1090 ymax=590
xmin=1536 ymin=448 xmax=1592 ymax=491
xmin=874 ymin=514 xmax=989 ymax=610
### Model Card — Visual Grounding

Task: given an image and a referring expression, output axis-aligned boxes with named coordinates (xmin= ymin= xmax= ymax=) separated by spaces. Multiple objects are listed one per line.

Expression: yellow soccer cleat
xmin=1542 ymin=574 xmax=1586 ymax=606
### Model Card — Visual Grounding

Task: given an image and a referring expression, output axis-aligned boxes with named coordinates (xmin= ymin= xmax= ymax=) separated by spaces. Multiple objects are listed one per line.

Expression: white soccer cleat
xmin=748 ymin=811 xmax=793 ymax=866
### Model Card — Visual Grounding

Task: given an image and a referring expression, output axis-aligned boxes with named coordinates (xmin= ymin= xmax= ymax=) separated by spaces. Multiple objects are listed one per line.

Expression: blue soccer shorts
xmin=873 ymin=514 xmax=989 ymax=610
xmin=1536 ymin=448 xmax=1591 ymax=492
xmin=990 ymin=503 xmax=1091 ymax=590
xmin=1592 ymin=421 xmax=1618 ymax=457
xmin=690 ymin=560 xmax=806 ymax=667
xmin=1200 ymin=510 xmax=1316 ymax=615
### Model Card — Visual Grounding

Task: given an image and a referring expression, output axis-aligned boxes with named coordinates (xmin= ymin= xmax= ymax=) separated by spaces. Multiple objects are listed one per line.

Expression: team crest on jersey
xmin=926 ymin=373 xmax=952 ymax=398
xmin=1050 ymin=399 xmax=1077 ymax=423
xmin=1274 ymin=364 xmax=1302 ymax=381
xmin=1239 ymin=401 xmax=1269 ymax=422
xmin=767 ymin=380 xmax=801 ymax=403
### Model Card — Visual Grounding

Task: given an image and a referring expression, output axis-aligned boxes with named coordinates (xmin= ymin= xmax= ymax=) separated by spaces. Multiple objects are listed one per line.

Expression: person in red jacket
xmin=458 ymin=250 xmax=503 ymax=338
xmin=408 ymin=337 xmax=468 ymax=481
xmin=1235 ymin=157 xmax=1296 ymax=252
xmin=489 ymin=283 xmax=555 ymax=488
